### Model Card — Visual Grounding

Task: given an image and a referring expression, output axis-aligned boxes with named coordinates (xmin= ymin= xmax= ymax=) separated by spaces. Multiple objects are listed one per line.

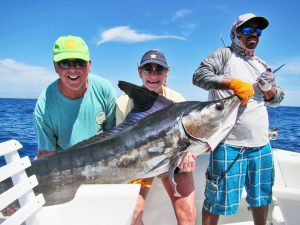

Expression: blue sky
xmin=0 ymin=0 xmax=299 ymax=106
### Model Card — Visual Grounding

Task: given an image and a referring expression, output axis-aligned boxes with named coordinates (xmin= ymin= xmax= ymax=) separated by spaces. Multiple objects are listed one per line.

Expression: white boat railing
xmin=0 ymin=140 xmax=45 ymax=225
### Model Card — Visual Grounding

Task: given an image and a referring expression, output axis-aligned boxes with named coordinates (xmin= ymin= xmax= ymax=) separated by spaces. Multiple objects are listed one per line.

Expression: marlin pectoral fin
xmin=146 ymin=158 xmax=169 ymax=174
xmin=168 ymin=157 xmax=182 ymax=197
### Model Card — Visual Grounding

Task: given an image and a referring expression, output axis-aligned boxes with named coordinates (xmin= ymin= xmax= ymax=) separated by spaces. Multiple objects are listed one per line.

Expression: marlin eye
xmin=215 ymin=102 xmax=224 ymax=111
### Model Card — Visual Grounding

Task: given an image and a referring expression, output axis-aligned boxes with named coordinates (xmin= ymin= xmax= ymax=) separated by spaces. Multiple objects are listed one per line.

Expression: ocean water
xmin=268 ymin=105 xmax=300 ymax=152
xmin=0 ymin=98 xmax=38 ymax=166
xmin=0 ymin=98 xmax=299 ymax=166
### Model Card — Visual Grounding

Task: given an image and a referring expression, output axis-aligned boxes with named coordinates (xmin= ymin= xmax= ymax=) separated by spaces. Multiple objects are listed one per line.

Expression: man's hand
xmin=257 ymin=70 xmax=275 ymax=92
xmin=177 ymin=152 xmax=197 ymax=173
xmin=1 ymin=207 xmax=17 ymax=216
xmin=229 ymin=78 xmax=254 ymax=105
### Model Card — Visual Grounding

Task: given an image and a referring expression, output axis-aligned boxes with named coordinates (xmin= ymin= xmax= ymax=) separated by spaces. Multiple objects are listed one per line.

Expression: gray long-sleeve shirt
xmin=193 ymin=47 xmax=285 ymax=147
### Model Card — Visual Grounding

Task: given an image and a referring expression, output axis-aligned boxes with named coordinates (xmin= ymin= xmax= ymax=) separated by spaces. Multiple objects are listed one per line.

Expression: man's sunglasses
xmin=58 ymin=60 xmax=87 ymax=69
xmin=141 ymin=64 xmax=167 ymax=75
xmin=241 ymin=27 xmax=262 ymax=37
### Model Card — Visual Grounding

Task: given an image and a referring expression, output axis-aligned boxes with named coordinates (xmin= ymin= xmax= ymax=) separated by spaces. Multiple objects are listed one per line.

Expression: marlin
xmin=24 ymin=81 xmax=241 ymax=206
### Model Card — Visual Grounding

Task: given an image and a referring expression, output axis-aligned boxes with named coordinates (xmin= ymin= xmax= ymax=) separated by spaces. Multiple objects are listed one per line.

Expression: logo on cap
xmin=150 ymin=54 xmax=157 ymax=59
xmin=139 ymin=49 xmax=168 ymax=68
xmin=53 ymin=35 xmax=90 ymax=62
xmin=65 ymin=39 xmax=76 ymax=49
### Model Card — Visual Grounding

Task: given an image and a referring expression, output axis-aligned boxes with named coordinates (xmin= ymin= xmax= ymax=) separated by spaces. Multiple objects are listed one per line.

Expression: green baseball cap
xmin=53 ymin=35 xmax=90 ymax=62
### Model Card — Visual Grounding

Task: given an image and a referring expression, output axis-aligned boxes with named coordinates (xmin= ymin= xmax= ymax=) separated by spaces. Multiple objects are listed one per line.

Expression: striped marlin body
xmin=26 ymin=81 xmax=241 ymax=205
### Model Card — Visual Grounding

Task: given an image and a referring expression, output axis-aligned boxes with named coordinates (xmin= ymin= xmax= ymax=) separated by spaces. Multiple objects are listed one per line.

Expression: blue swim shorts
xmin=203 ymin=143 xmax=274 ymax=215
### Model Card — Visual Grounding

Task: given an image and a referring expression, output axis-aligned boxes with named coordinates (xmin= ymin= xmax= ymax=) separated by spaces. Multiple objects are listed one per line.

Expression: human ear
xmin=86 ymin=60 xmax=92 ymax=73
xmin=54 ymin=61 xmax=59 ymax=73
xmin=138 ymin=67 xmax=143 ymax=78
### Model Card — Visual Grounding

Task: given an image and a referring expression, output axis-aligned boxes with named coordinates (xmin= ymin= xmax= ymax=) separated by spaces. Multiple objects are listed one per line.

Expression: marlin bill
xmin=25 ymin=81 xmax=241 ymax=205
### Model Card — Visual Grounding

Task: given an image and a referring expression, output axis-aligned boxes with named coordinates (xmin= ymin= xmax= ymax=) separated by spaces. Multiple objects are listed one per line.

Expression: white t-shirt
xmin=209 ymin=52 xmax=269 ymax=147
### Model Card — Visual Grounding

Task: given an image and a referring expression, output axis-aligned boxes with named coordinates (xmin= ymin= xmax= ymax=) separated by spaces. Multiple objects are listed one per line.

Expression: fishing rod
xmin=219 ymin=33 xmax=227 ymax=47
xmin=272 ymin=64 xmax=285 ymax=73
xmin=266 ymin=63 xmax=285 ymax=73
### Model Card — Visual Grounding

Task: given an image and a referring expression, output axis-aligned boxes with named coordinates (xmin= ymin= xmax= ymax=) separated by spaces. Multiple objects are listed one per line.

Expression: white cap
xmin=235 ymin=13 xmax=269 ymax=29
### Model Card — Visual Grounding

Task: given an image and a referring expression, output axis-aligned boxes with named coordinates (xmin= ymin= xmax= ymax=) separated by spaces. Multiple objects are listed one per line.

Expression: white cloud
xmin=180 ymin=23 xmax=198 ymax=36
xmin=167 ymin=9 xmax=197 ymax=37
xmin=0 ymin=59 xmax=56 ymax=98
xmin=97 ymin=26 xmax=185 ymax=45
xmin=172 ymin=9 xmax=192 ymax=21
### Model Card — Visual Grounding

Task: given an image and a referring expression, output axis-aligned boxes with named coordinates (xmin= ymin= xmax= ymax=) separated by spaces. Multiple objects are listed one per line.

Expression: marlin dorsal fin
xmin=68 ymin=81 xmax=173 ymax=151
xmin=118 ymin=81 xmax=174 ymax=114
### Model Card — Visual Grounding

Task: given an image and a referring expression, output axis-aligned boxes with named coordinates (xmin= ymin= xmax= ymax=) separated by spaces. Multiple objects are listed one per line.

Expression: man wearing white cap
xmin=193 ymin=13 xmax=285 ymax=225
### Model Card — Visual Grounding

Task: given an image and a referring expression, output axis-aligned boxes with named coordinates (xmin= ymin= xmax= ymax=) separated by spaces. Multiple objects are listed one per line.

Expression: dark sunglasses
xmin=58 ymin=60 xmax=87 ymax=69
xmin=141 ymin=64 xmax=167 ymax=75
xmin=241 ymin=27 xmax=262 ymax=37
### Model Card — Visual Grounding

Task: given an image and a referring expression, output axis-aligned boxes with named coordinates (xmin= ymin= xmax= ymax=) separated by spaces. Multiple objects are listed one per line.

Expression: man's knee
xmin=186 ymin=207 xmax=197 ymax=223
xmin=176 ymin=202 xmax=197 ymax=224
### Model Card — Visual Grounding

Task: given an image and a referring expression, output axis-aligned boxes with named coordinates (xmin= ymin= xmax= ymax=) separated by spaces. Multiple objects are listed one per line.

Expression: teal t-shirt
xmin=33 ymin=73 xmax=116 ymax=151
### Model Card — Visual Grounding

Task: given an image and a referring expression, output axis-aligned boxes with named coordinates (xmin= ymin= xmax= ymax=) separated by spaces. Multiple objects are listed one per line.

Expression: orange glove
xmin=229 ymin=79 xmax=254 ymax=105
xmin=128 ymin=178 xmax=152 ymax=188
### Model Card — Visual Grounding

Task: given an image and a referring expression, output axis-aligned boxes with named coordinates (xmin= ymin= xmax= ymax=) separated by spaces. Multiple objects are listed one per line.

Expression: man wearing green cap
xmin=33 ymin=35 xmax=116 ymax=158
